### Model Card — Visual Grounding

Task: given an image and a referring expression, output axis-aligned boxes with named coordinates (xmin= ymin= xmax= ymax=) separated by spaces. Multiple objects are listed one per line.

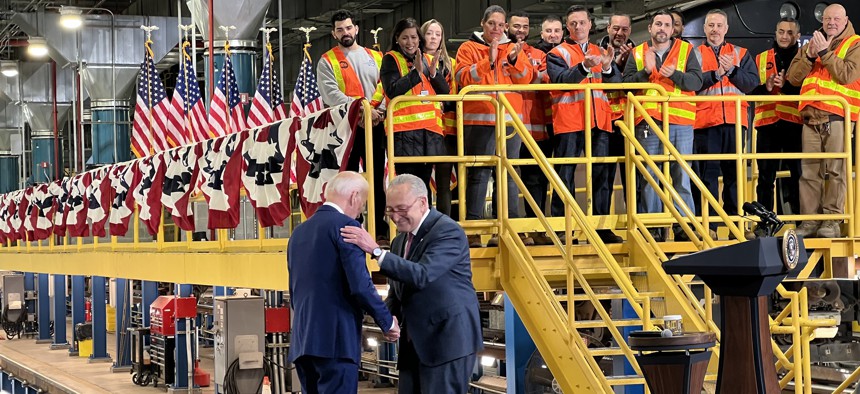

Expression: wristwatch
xmin=371 ymin=247 xmax=383 ymax=260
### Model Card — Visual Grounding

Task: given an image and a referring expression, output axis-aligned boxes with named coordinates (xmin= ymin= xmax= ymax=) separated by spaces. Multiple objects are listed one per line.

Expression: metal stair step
xmin=571 ymin=318 xmax=660 ymax=328
xmin=556 ymin=291 xmax=664 ymax=302
xmin=605 ymin=375 xmax=646 ymax=385
xmin=587 ymin=346 xmax=626 ymax=356
xmin=541 ymin=266 xmax=648 ymax=277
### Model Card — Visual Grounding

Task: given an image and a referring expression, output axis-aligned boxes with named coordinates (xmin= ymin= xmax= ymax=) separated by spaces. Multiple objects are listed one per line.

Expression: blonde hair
xmin=420 ymin=19 xmax=452 ymax=76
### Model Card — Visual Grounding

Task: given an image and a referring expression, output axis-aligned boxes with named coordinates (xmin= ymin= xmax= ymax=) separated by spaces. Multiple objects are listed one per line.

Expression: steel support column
xmin=141 ymin=280 xmax=158 ymax=346
xmin=89 ymin=275 xmax=111 ymax=362
xmin=173 ymin=284 xmax=194 ymax=389
xmin=51 ymin=274 xmax=70 ymax=349
xmin=69 ymin=275 xmax=86 ymax=356
xmin=112 ymin=278 xmax=132 ymax=371
xmin=613 ymin=300 xmax=644 ymax=394
xmin=505 ymin=296 xmax=535 ymax=394
xmin=36 ymin=274 xmax=51 ymax=342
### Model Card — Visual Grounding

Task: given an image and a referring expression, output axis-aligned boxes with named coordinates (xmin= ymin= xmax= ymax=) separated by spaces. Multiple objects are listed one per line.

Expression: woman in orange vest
xmin=421 ymin=19 xmax=459 ymax=218
xmin=380 ymin=18 xmax=449 ymax=189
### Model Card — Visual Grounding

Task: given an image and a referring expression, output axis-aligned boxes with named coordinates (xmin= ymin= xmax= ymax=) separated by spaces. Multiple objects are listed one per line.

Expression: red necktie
xmin=403 ymin=232 xmax=414 ymax=258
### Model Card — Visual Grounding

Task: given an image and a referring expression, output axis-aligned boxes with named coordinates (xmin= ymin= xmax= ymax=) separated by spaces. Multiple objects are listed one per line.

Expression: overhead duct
xmin=13 ymin=12 xmax=184 ymax=165
xmin=19 ymin=62 xmax=72 ymax=184
xmin=188 ymin=0 xmax=272 ymax=102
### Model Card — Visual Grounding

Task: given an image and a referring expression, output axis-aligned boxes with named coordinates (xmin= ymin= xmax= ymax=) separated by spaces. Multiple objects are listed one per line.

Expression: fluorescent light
xmin=0 ymin=61 xmax=17 ymax=77
xmin=480 ymin=356 xmax=495 ymax=367
xmin=367 ymin=337 xmax=379 ymax=347
xmin=59 ymin=7 xmax=83 ymax=29
xmin=27 ymin=37 xmax=48 ymax=58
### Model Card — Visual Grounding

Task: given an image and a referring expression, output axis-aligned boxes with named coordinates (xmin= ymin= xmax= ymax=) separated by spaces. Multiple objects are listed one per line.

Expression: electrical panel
xmin=214 ymin=296 xmax=265 ymax=393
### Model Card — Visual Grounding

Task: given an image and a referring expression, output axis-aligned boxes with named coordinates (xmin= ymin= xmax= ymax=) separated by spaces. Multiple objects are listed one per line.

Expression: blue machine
xmin=90 ymin=105 xmax=131 ymax=164
xmin=0 ymin=155 xmax=19 ymax=193
xmin=30 ymin=135 xmax=55 ymax=184
xmin=204 ymin=42 xmax=258 ymax=107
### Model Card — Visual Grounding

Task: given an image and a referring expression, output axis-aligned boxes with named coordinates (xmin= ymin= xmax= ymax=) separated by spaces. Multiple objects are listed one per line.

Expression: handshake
xmin=384 ymin=316 xmax=401 ymax=341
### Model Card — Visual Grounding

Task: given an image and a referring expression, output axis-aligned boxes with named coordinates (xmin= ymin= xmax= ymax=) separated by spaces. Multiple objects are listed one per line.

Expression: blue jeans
xmin=635 ymin=124 xmax=695 ymax=216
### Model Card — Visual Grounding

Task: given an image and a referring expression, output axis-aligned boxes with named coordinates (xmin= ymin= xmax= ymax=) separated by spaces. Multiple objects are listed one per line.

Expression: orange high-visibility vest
xmin=521 ymin=44 xmax=549 ymax=141
xmin=548 ymin=42 xmax=613 ymax=133
xmin=632 ymin=40 xmax=697 ymax=126
xmin=753 ymin=49 xmax=802 ymax=127
xmin=322 ymin=46 xmax=385 ymax=107
xmin=454 ymin=39 xmax=532 ymax=127
xmin=799 ymin=35 xmax=860 ymax=121
xmin=384 ymin=51 xmax=443 ymax=134
xmin=696 ymin=43 xmax=749 ymax=129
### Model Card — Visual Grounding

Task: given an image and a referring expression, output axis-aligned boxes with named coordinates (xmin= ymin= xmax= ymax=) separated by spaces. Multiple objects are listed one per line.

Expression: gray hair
xmin=387 ymin=174 xmax=428 ymax=199
xmin=706 ymin=9 xmax=728 ymax=19
xmin=482 ymin=5 xmax=506 ymax=23
xmin=324 ymin=171 xmax=368 ymax=200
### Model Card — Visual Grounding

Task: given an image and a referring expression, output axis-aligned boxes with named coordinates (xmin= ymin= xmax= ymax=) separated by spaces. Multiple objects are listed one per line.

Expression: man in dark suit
xmin=341 ymin=174 xmax=483 ymax=393
xmin=287 ymin=171 xmax=400 ymax=393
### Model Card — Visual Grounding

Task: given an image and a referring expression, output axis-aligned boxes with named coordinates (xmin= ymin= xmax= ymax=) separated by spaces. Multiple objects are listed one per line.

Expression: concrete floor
xmin=0 ymin=319 xmax=395 ymax=393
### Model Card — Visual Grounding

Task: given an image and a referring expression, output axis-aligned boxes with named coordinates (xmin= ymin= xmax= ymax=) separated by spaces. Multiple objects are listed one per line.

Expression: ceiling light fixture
xmin=59 ymin=7 xmax=83 ymax=29
xmin=0 ymin=61 xmax=18 ymax=77
xmin=27 ymin=37 xmax=48 ymax=58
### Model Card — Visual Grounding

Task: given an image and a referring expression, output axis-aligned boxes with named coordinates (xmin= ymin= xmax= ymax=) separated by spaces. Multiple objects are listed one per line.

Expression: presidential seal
xmin=782 ymin=229 xmax=800 ymax=270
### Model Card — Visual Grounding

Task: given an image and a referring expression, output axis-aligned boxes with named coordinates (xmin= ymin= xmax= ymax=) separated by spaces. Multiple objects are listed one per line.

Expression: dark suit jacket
xmin=381 ymin=209 xmax=483 ymax=367
xmin=287 ymin=205 xmax=393 ymax=364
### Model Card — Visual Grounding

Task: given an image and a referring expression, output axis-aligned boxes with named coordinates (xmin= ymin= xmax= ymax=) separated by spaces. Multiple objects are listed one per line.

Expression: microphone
xmin=742 ymin=201 xmax=784 ymax=236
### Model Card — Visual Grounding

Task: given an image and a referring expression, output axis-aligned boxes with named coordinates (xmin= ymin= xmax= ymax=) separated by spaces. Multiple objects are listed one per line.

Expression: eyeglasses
xmin=384 ymin=198 xmax=421 ymax=216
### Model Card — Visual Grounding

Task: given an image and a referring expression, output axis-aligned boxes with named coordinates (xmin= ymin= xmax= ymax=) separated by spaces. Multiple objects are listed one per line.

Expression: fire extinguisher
xmin=85 ymin=298 xmax=92 ymax=322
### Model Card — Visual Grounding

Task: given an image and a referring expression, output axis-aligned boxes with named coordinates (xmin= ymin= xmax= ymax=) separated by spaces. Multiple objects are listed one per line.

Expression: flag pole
xmin=262 ymin=27 xmax=277 ymax=122
xmin=141 ymin=25 xmax=159 ymax=157
xmin=219 ymin=25 xmax=236 ymax=135
xmin=371 ymin=27 xmax=382 ymax=51
xmin=180 ymin=24 xmax=195 ymax=144
xmin=298 ymin=26 xmax=316 ymax=109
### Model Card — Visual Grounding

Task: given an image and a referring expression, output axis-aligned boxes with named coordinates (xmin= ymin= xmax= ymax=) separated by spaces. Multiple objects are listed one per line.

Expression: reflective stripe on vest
xmin=696 ymin=43 xmax=749 ymax=128
xmin=754 ymin=49 xmax=802 ymax=127
xmin=800 ymin=35 xmax=860 ymax=122
xmin=549 ymin=42 xmax=613 ymax=132
xmin=632 ymin=40 xmax=696 ymax=125
xmin=323 ymin=46 xmax=385 ymax=107
xmin=799 ymin=35 xmax=860 ymax=121
xmin=385 ymin=51 xmax=443 ymax=134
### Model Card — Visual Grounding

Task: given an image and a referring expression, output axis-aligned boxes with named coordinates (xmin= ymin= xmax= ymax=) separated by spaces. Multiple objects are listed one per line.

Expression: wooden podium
xmin=662 ymin=233 xmax=806 ymax=393
xmin=629 ymin=331 xmax=716 ymax=394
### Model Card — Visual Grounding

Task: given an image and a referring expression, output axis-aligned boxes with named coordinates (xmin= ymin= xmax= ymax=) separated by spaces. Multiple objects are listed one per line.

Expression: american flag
xmin=132 ymin=42 xmax=171 ymax=157
xmin=289 ymin=50 xmax=323 ymax=118
xmin=208 ymin=55 xmax=248 ymax=137
xmin=247 ymin=45 xmax=288 ymax=129
xmin=167 ymin=42 xmax=208 ymax=144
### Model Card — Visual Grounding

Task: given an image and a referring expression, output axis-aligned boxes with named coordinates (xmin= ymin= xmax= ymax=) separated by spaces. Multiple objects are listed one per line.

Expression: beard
xmin=653 ymin=32 xmax=669 ymax=44
xmin=339 ymin=35 xmax=355 ymax=47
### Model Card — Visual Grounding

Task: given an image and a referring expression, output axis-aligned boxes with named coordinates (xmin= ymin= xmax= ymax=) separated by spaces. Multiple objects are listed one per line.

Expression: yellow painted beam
xmin=0 ymin=250 xmax=503 ymax=291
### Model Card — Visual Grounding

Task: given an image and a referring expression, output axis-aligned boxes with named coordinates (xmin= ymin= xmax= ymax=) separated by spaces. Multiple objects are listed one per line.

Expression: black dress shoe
xmin=597 ymin=229 xmax=623 ymax=244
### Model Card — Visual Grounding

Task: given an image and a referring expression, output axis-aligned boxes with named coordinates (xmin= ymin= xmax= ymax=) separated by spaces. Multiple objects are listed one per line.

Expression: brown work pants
xmin=800 ymin=120 xmax=849 ymax=215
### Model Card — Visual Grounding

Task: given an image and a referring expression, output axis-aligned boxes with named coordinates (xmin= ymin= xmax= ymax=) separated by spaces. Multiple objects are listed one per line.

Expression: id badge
xmin=420 ymin=90 xmax=430 ymax=104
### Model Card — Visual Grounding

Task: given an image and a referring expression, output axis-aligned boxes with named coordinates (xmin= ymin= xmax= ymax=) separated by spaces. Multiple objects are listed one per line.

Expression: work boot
xmin=531 ymin=232 xmax=555 ymax=245
xmin=468 ymin=234 xmax=483 ymax=248
xmin=597 ymin=229 xmax=623 ymax=244
xmin=520 ymin=233 xmax=535 ymax=246
xmin=487 ymin=235 xmax=499 ymax=247
xmin=816 ymin=221 xmax=842 ymax=238
xmin=794 ymin=221 xmax=820 ymax=238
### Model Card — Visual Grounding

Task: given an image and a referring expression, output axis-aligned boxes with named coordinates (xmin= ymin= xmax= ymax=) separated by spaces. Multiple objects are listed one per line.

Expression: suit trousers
xmin=692 ymin=124 xmax=740 ymax=229
xmin=520 ymin=136 xmax=554 ymax=218
xmin=464 ymin=125 xmax=522 ymax=220
xmin=755 ymin=120 xmax=802 ymax=214
xmin=294 ymin=355 xmax=358 ymax=394
xmin=550 ymin=129 xmax=609 ymax=217
xmin=800 ymin=120 xmax=848 ymax=215
xmin=347 ymin=122 xmax=389 ymax=239
xmin=396 ymin=337 xmax=477 ymax=394
xmin=435 ymin=135 xmax=460 ymax=220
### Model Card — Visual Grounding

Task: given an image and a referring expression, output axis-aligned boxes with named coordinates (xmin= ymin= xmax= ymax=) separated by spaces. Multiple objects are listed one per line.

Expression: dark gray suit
xmin=381 ymin=209 xmax=482 ymax=393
